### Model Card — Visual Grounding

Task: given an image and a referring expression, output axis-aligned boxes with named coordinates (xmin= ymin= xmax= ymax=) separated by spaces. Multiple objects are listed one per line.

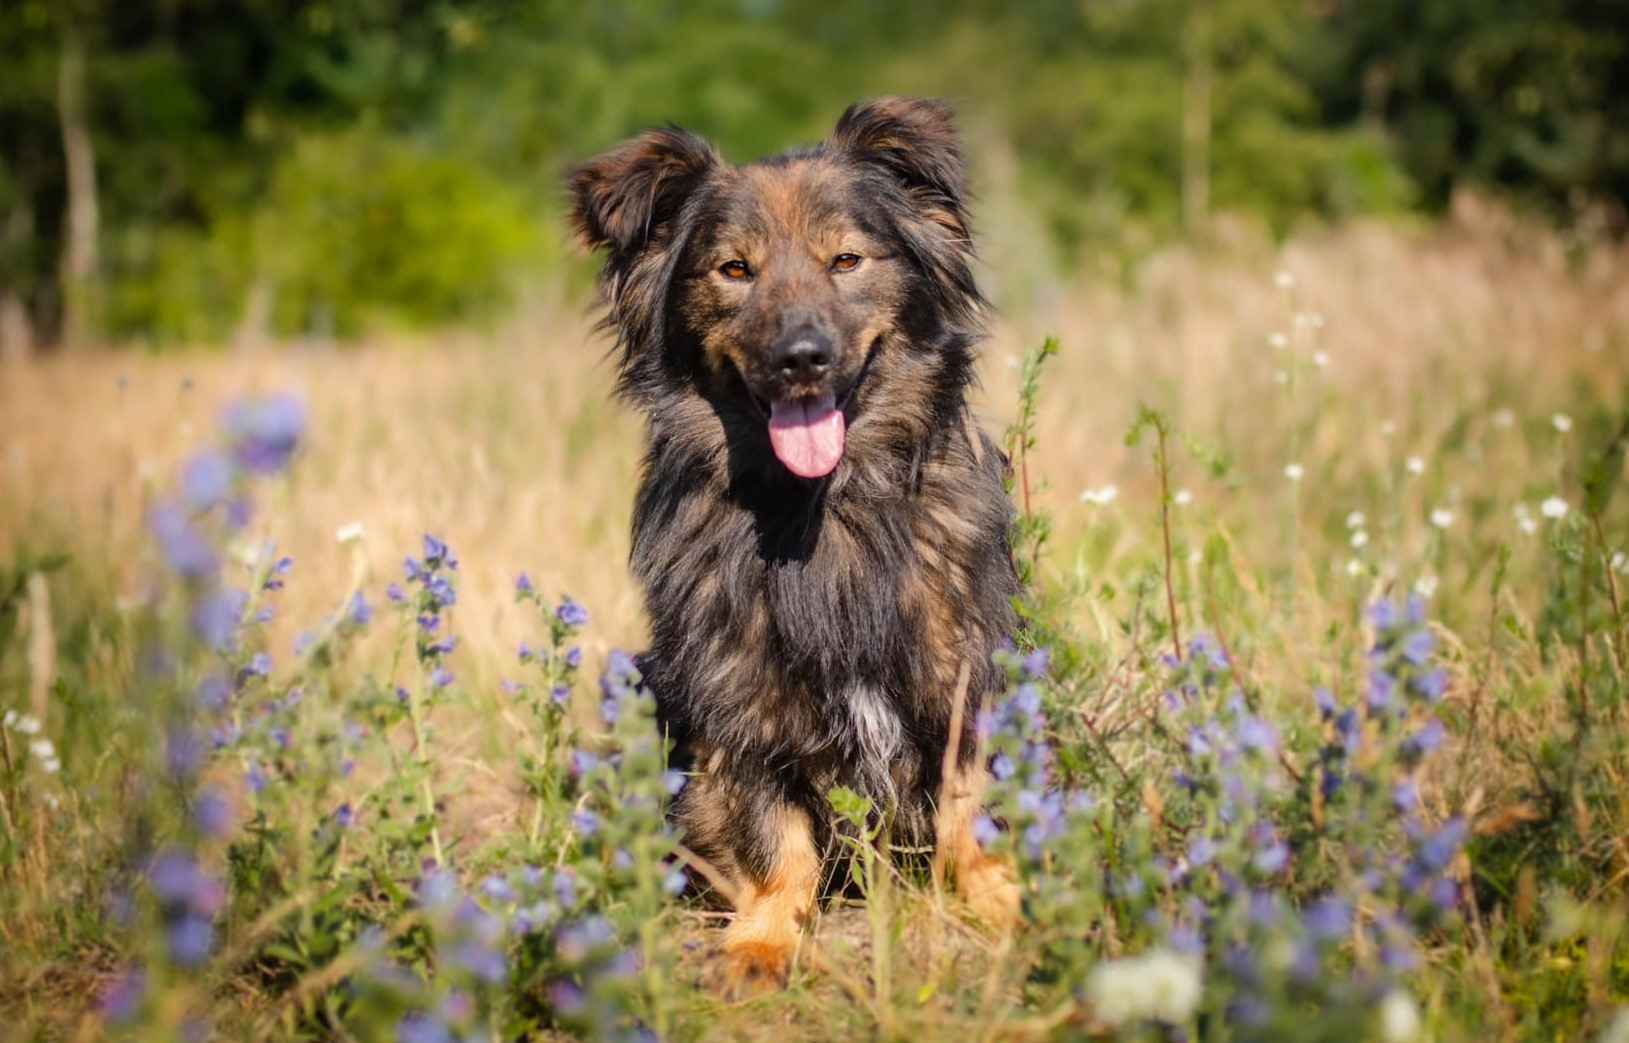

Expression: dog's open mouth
xmin=760 ymin=338 xmax=879 ymax=479
xmin=767 ymin=394 xmax=845 ymax=479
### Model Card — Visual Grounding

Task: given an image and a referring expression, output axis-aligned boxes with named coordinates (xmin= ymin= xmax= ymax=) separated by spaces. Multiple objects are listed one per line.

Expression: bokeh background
xmin=1 ymin=0 xmax=1626 ymax=351
xmin=3 ymin=5 xmax=1629 ymax=1038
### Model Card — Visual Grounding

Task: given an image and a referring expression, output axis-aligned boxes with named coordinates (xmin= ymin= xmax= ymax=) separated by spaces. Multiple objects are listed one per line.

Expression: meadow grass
xmin=0 ymin=209 xmax=1626 ymax=1041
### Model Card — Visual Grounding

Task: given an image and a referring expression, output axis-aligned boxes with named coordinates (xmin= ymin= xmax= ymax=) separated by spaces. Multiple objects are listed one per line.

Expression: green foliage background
xmin=1 ymin=0 xmax=1624 ymax=344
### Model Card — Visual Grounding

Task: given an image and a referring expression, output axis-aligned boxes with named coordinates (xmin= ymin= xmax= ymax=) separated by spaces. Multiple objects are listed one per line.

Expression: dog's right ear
xmin=568 ymin=128 xmax=720 ymax=257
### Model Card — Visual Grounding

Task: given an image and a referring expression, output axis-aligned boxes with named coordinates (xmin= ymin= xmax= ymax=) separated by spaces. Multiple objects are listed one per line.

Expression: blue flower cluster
xmin=404 ymin=534 xmax=459 ymax=689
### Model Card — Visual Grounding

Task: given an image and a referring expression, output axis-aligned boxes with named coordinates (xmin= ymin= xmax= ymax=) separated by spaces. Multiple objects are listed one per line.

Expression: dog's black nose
xmin=771 ymin=332 xmax=832 ymax=382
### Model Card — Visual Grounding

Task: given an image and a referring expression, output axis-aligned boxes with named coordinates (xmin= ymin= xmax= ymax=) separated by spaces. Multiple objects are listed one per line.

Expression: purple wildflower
xmin=191 ymin=588 xmax=246 ymax=650
xmin=223 ymin=394 xmax=305 ymax=474
xmin=556 ymin=597 xmax=590 ymax=629
xmin=181 ymin=451 xmax=233 ymax=511
xmin=150 ymin=504 xmax=217 ymax=580
xmin=196 ymin=675 xmax=230 ymax=712
xmin=1404 ymin=717 xmax=1446 ymax=758
xmin=1304 ymin=897 xmax=1351 ymax=941
xmin=166 ymin=726 xmax=203 ymax=781
xmin=397 ymin=1012 xmax=453 ymax=1043
xmin=422 ymin=534 xmax=456 ymax=571
xmin=167 ymin=916 xmax=214 ymax=967
xmin=262 ymin=554 xmax=292 ymax=591
xmin=194 ymin=789 xmax=232 ymax=839
xmin=1412 ymin=668 xmax=1448 ymax=702
xmin=100 ymin=967 xmax=146 ymax=1023
xmin=1402 ymin=628 xmax=1435 ymax=666
xmin=1367 ymin=671 xmax=1397 ymax=715
xmin=482 ymin=875 xmax=515 ymax=903
xmin=972 ymin=815 xmax=1000 ymax=846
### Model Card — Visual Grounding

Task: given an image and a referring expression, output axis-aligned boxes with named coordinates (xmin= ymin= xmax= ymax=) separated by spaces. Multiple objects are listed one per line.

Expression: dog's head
xmin=570 ymin=97 xmax=983 ymax=481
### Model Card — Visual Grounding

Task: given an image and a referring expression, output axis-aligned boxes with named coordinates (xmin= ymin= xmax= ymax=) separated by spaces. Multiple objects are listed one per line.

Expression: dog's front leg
xmin=936 ymin=762 xmax=1021 ymax=932
xmin=719 ymin=802 xmax=820 ymax=994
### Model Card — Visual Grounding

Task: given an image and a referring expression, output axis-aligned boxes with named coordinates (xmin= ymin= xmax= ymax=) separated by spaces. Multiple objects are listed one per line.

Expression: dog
xmin=568 ymin=97 xmax=1020 ymax=991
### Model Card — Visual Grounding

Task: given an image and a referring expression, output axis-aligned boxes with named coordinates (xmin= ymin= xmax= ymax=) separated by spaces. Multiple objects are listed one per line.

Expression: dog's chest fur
xmin=632 ymin=416 xmax=1018 ymax=822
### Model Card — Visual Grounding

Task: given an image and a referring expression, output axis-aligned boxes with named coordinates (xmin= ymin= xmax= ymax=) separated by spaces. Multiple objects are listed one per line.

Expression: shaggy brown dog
xmin=569 ymin=97 xmax=1019 ymax=990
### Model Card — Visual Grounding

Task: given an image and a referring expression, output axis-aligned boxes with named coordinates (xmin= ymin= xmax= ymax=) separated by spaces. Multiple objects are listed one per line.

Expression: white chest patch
xmin=848 ymin=685 xmax=904 ymax=797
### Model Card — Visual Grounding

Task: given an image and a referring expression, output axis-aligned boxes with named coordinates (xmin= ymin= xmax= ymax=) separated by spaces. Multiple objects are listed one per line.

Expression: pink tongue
xmin=768 ymin=395 xmax=847 ymax=478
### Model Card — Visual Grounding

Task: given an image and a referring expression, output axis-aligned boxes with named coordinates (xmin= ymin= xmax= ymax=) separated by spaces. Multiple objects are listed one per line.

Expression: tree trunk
xmin=0 ymin=198 xmax=35 ymax=362
xmin=1182 ymin=0 xmax=1213 ymax=233
xmin=57 ymin=28 xmax=100 ymax=349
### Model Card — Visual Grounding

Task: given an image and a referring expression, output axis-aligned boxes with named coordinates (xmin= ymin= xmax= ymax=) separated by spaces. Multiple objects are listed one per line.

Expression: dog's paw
xmin=715 ymin=939 xmax=793 ymax=999
xmin=959 ymin=855 xmax=1021 ymax=935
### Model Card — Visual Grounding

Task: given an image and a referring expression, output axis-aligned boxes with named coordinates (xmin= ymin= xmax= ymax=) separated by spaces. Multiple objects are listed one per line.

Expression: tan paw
xmin=959 ymin=855 xmax=1021 ymax=934
xmin=716 ymin=939 xmax=793 ymax=998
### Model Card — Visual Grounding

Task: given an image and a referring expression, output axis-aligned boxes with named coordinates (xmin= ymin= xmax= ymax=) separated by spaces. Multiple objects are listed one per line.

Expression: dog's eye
xmin=719 ymin=260 xmax=752 ymax=281
xmin=830 ymin=253 xmax=862 ymax=273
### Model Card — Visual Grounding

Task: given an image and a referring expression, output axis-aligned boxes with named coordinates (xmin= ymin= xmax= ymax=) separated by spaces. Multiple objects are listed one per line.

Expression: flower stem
xmin=407 ymin=683 xmax=444 ymax=866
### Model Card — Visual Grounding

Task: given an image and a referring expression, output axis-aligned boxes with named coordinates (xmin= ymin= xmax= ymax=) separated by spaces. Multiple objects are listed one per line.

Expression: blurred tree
xmin=0 ymin=0 xmax=1618 ymax=347
xmin=56 ymin=18 xmax=99 ymax=349
xmin=1308 ymin=0 xmax=1629 ymax=229
xmin=0 ymin=0 xmax=63 ymax=357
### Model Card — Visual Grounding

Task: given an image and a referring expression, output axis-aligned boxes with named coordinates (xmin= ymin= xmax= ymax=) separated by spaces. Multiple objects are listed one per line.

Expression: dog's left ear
xmin=568 ymin=127 xmax=720 ymax=258
xmin=830 ymin=97 xmax=968 ymax=236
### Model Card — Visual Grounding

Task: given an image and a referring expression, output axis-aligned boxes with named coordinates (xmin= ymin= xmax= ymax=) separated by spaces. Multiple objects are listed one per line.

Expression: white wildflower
xmin=41 ymin=757 xmax=60 ymax=775
xmin=1414 ymin=575 xmax=1439 ymax=599
xmin=1284 ymin=463 xmax=1304 ymax=482
xmin=1515 ymin=504 xmax=1538 ymax=535
xmin=1378 ymin=990 xmax=1422 ymax=1042
xmin=1296 ymin=311 xmax=1326 ymax=330
xmin=335 ymin=521 xmax=366 ymax=544
xmin=1541 ymin=496 xmax=1569 ymax=520
xmin=30 ymin=738 xmax=55 ymax=761
xmin=1406 ymin=456 xmax=1425 ymax=476
xmin=1346 ymin=511 xmax=1366 ymax=529
xmin=1080 ymin=484 xmax=1119 ymax=506
xmin=1187 ymin=549 xmax=1202 ymax=565
xmin=1552 ymin=412 xmax=1573 ymax=433
xmin=1492 ymin=407 xmax=1514 ymax=429
xmin=1346 ymin=559 xmax=1364 ymax=577
xmin=1610 ymin=550 xmax=1627 ymax=575
xmin=1172 ymin=489 xmax=1193 ymax=507
xmin=2 ymin=710 xmax=15 ymax=729
xmin=1351 ymin=530 xmax=1370 ymax=549
xmin=1312 ymin=351 xmax=1330 ymax=368
xmin=1430 ymin=508 xmax=1454 ymax=529
xmin=1268 ymin=332 xmax=1288 ymax=350
xmin=1274 ymin=269 xmax=1295 ymax=289
xmin=1598 ymin=1007 xmax=1629 ymax=1043
xmin=1086 ymin=949 xmax=1203 ymax=1028
xmin=13 ymin=713 xmax=41 ymax=736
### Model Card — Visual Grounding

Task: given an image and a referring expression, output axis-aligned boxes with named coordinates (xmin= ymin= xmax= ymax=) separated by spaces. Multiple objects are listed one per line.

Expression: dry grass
xmin=3 ymin=206 xmax=1625 ymax=824
xmin=2 ymin=209 xmax=1627 ymax=1039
